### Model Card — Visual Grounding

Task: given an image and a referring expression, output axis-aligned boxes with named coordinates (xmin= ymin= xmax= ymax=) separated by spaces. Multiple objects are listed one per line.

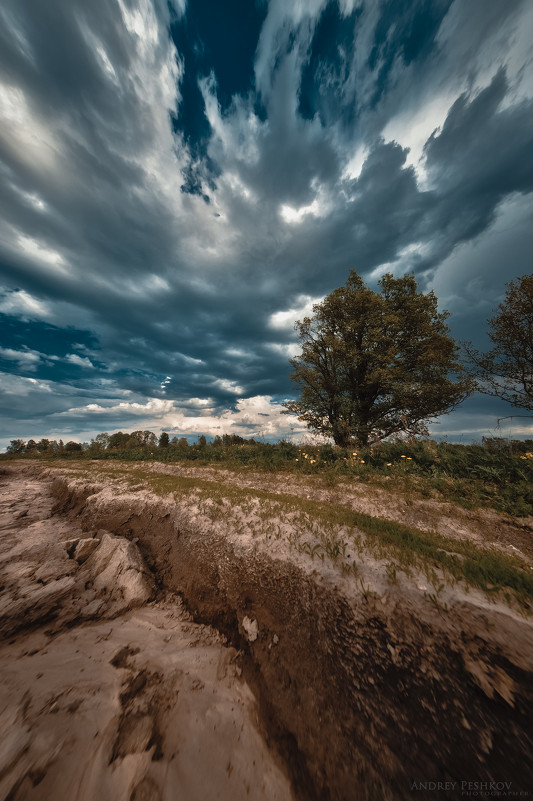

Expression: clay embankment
xmin=1 ymin=462 xmax=532 ymax=800
xmin=0 ymin=466 xmax=292 ymax=801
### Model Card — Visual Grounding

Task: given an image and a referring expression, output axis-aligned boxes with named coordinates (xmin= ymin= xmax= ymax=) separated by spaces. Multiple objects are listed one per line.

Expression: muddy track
xmin=43 ymin=466 xmax=533 ymax=801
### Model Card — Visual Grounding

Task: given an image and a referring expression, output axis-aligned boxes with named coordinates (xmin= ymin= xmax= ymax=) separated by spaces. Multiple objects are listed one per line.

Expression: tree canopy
xmin=283 ymin=271 xmax=472 ymax=446
xmin=466 ymin=274 xmax=533 ymax=411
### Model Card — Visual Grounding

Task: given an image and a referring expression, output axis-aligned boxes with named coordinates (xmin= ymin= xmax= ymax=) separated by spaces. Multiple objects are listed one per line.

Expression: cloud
xmin=57 ymin=397 xmax=176 ymax=418
xmin=0 ymin=371 xmax=306 ymax=451
xmin=1 ymin=0 xmax=532 ymax=444
xmin=0 ymin=346 xmax=41 ymax=371
xmin=0 ymin=289 xmax=51 ymax=320
xmin=65 ymin=354 xmax=95 ymax=369
xmin=269 ymin=295 xmax=323 ymax=330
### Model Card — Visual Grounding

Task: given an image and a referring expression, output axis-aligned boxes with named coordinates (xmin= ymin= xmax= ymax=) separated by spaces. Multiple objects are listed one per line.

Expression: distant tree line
xmin=5 ymin=431 xmax=253 ymax=457
xmin=6 ymin=438 xmax=82 ymax=455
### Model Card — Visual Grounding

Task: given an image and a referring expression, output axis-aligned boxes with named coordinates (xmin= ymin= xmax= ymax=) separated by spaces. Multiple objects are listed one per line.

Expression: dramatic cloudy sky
xmin=1 ymin=0 xmax=532 ymax=448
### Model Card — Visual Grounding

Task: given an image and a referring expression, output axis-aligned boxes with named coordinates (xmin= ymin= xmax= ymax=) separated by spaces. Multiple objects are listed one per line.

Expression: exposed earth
xmin=0 ymin=461 xmax=532 ymax=801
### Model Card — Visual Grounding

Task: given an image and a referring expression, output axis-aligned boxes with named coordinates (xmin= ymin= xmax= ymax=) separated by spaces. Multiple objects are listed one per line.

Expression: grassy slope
xmin=6 ymin=438 xmax=533 ymax=515
xmin=57 ymin=460 xmax=533 ymax=614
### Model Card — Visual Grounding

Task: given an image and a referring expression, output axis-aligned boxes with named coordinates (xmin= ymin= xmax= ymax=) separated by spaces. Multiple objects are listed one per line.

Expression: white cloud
xmin=17 ymin=234 xmax=69 ymax=273
xmin=342 ymin=145 xmax=368 ymax=181
xmin=59 ymin=398 xmax=176 ymax=416
xmin=166 ymin=395 xmax=306 ymax=440
xmin=269 ymin=294 xmax=322 ymax=330
xmin=267 ymin=342 xmax=300 ymax=359
xmin=280 ymin=198 xmax=323 ymax=224
xmin=0 ymin=347 xmax=41 ymax=371
xmin=0 ymin=289 xmax=51 ymax=320
xmin=0 ymin=372 xmax=53 ymax=395
xmin=44 ymin=393 xmax=308 ymax=443
xmin=382 ymin=93 xmax=455 ymax=185
xmin=0 ymin=82 xmax=58 ymax=172
xmin=65 ymin=353 xmax=95 ymax=369
xmin=17 ymin=189 xmax=46 ymax=210
xmin=212 ymin=378 xmax=244 ymax=395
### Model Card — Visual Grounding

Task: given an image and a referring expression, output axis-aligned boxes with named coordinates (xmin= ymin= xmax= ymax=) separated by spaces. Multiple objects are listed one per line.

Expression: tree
xmin=91 ymin=433 xmax=110 ymax=451
xmin=466 ymin=274 xmax=533 ymax=411
xmin=142 ymin=431 xmax=157 ymax=448
xmin=130 ymin=430 xmax=157 ymax=448
xmin=129 ymin=430 xmax=145 ymax=448
xmin=6 ymin=439 xmax=25 ymax=454
xmin=158 ymin=432 xmax=170 ymax=448
xmin=283 ymin=271 xmax=472 ymax=446
xmin=108 ymin=432 xmax=130 ymax=449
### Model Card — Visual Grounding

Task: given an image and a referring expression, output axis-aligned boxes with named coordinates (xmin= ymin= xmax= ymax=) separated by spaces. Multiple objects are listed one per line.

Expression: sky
xmin=1 ymin=0 xmax=532 ymax=449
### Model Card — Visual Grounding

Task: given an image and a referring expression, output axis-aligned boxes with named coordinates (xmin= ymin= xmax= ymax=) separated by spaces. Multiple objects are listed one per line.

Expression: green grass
xmin=6 ymin=436 xmax=532 ymax=516
xmin=60 ymin=461 xmax=533 ymax=613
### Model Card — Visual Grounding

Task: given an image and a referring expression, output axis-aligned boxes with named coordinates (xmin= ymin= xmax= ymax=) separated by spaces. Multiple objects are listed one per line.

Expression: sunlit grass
xmin=10 ymin=436 xmax=532 ymax=517
xmin=58 ymin=461 xmax=533 ymax=613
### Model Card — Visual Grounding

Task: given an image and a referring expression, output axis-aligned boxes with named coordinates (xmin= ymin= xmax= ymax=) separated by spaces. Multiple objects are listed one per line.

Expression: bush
xmin=65 ymin=441 xmax=82 ymax=453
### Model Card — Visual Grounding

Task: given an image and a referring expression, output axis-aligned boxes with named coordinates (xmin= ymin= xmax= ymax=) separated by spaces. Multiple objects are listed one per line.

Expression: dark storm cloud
xmin=423 ymin=70 xmax=533 ymax=252
xmin=169 ymin=0 xmax=267 ymax=198
xmin=1 ymin=0 xmax=532 ymax=444
xmin=366 ymin=0 xmax=454 ymax=108
xmin=298 ymin=1 xmax=361 ymax=125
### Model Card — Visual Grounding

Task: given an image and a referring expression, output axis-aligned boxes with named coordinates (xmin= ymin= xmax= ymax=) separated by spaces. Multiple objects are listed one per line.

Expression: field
xmin=1 ymin=450 xmax=532 ymax=799
xmin=8 ymin=436 xmax=532 ymax=517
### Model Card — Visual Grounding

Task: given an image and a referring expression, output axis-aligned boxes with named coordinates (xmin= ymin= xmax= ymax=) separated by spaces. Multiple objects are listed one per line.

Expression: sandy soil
xmin=0 ymin=468 xmax=292 ymax=801
xmin=1 ymin=462 xmax=532 ymax=801
xmin=122 ymin=460 xmax=533 ymax=559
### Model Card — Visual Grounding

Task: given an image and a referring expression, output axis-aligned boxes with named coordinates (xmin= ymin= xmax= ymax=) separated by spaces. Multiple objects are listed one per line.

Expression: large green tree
xmin=466 ymin=274 xmax=533 ymax=411
xmin=283 ymin=271 xmax=472 ymax=446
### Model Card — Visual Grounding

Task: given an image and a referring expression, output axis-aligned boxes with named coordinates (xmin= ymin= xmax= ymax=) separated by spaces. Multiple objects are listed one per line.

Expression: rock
xmin=242 ymin=616 xmax=258 ymax=642
xmin=81 ymin=599 xmax=105 ymax=618
xmin=130 ymin=776 xmax=161 ymax=801
xmin=62 ymin=538 xmax=80 ymax=557
xmin=73 ymin=538 xmax=100 ymax=563
xmin=24 ymin=576 xmax=76 ymax=608
xmin=0 ymin=577 xmax=76 ymax=637
xmin=34 ymin=544 xmax=76 ymax=583
xmin=82 ymin=533 xmax=154 ymax=615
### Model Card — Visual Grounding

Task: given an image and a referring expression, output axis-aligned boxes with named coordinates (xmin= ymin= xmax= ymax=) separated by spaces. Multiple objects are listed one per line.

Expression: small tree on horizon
xmin=283 ymin=271 xmax=472 ymax=447
xmin=465 ymin=274 xmax=533 ymax=412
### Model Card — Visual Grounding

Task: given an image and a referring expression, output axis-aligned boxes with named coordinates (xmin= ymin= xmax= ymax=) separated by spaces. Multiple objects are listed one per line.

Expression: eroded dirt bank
xmin=0 ymin=467 xmax=292 ymax=801
xmin=1 ymin=463 xmax=533 ymax=801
